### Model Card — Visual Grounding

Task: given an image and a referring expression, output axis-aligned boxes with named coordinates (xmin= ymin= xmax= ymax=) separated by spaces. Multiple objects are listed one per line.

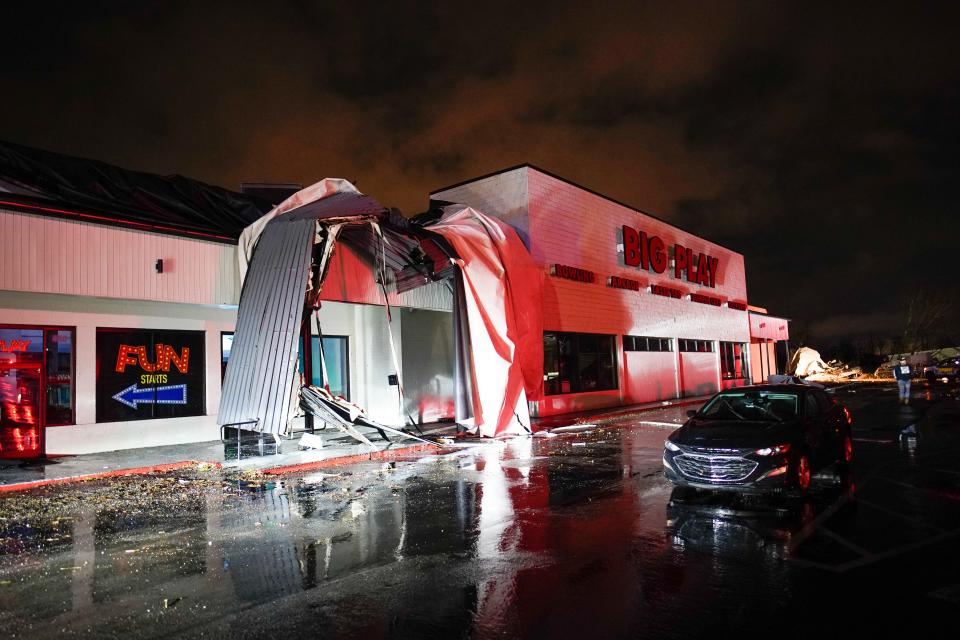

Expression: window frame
xmin=544 ymin=331 xmax=619 ymax=395
xmin=300 ymin=335 xmax=351 ymax=400
xmin=719 ymin=341 xmax=750 ymax=380
xmin=623 ymin=335 xmax=673 ymax=353
xmin=679 ymin=338 xmax=715 ymax=353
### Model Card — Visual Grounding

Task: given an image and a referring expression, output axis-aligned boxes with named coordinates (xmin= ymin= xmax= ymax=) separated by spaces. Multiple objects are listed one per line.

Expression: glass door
xmin=0 ymin=325 xmax=75 ymax=459
xmin=0 ymin=362 xmax=43 ymax=458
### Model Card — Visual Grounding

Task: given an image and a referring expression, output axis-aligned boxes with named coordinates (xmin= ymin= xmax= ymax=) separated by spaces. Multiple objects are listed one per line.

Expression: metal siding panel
xmin=219 ymin=217 xmax=315 ymax=433
xmin=249 ymin=226 xmax=287 ymax=424
xmin=258 ymin=221 xmax=302 ymax=430
xmin=248 ymin=223 xmax=289 ymax=422
xmin=261 ymin=220 xmax=311 ymax=432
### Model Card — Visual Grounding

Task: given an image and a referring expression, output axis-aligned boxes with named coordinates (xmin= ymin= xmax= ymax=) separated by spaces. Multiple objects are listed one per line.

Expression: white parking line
xmin=816 ymin=525 xmax=872 ymax=557
xmin=855 ymin=497 xmax=947 ymax=533
xmin=835 ymin=528 xmax=960 ymax=573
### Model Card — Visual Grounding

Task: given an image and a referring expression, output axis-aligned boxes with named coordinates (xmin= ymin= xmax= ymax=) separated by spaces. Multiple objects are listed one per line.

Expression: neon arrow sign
xmin=112 ymin=383 xmax=187 ymax=409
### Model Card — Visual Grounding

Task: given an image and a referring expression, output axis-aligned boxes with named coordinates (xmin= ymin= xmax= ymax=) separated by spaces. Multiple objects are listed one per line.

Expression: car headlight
xmin=665 ymin=440 xmax=681 ymax=452
xmin=755 ymin=444 xmax=791 ymax=456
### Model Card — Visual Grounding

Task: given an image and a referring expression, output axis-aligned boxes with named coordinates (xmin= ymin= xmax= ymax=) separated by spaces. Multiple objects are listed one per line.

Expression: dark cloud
xmin=1 ymin=0 xmax=957 ymax=347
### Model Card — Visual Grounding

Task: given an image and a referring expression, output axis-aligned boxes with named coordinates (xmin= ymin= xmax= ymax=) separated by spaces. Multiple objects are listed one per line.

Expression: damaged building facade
xmin=431 ymin=166 xmax=790 ymax=416
xmin=0 ymin=142 xmax=789 ymax=458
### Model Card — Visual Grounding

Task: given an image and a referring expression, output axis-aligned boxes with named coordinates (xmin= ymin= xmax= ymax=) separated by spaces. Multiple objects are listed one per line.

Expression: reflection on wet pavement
xmin=0 ymin=386 xmax=959 ymax=638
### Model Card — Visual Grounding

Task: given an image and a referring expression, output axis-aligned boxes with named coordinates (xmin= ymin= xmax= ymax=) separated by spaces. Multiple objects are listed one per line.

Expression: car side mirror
xmin=686 ymin=409 xmax=698 ymax=418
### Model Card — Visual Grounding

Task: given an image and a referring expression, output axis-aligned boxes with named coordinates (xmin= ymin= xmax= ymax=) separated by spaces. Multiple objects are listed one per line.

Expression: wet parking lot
xmin=1 ymin=383 xmax=959 ymax=639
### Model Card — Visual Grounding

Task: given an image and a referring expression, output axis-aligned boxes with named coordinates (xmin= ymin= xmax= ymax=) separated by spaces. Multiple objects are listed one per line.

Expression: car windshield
xmin=697 ymin=390 xmax=799 ymax=422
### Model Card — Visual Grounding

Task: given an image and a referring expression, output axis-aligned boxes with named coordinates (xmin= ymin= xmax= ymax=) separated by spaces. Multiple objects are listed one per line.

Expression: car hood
xmin=671 ymin=418 xmax=798 ymax=449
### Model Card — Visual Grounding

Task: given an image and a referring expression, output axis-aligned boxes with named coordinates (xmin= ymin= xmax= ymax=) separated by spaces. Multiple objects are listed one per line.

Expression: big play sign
xmin=620 ymin=225 xmax=720 ymax=288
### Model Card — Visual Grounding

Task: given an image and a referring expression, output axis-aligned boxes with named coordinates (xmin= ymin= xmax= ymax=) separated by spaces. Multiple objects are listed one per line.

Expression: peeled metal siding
xmin=218 ymin=217 xmax=316 ymax=433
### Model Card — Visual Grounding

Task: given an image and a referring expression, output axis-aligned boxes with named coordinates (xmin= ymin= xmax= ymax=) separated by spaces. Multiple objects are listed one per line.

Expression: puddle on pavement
xmin=0 ymin=404 xmax=937 ymax=637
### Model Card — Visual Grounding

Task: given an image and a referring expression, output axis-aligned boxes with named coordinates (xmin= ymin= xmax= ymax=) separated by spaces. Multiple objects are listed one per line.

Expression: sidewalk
xmin=0 ymin=394 xmax=712 ymax=492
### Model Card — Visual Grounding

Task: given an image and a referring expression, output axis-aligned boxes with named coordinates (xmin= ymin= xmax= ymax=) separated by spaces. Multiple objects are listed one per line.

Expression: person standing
xmin=894 ymin=356 xmax=913 ymax=405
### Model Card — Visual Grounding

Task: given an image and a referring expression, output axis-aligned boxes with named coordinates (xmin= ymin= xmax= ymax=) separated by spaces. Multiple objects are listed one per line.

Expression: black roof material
xmin=0 ymin=140 xmax=273 ymax=243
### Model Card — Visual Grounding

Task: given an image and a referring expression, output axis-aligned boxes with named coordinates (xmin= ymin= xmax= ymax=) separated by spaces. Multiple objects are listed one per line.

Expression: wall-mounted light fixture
xmin=155 ymin=259 xmax=164 ymax=274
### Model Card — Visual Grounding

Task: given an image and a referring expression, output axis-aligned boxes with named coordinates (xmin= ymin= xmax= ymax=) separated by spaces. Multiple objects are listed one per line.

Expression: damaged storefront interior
xmin=219 ymin=179 xmax=544 ymax=447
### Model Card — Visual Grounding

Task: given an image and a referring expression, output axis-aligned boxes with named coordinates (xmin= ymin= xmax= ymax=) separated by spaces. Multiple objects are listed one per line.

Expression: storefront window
xmin=624 ymin=335 xmax=673 ymax=352
xmin=221 ymin=332 xmax=234 ymax=381
xmin=96 ymin=328 xmax=206 ymax=423
xmin=679 ymin=339 xmax=715 ymax=353
xmin=45 ymin=330 xmax=74 ymax=425
xmin=544 ymin=332 xmax=617 ymax=395
xmin=298 ymin=336 xmax=350 ymax=399
xmin=720 ymin=341 xmax=750 ymax=380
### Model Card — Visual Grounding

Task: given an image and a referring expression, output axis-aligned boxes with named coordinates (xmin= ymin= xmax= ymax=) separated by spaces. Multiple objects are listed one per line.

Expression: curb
xmin=261 ymin=443 xmax=440 ymax=475
xmin=0 ymin=460 xmax=219 ymax=494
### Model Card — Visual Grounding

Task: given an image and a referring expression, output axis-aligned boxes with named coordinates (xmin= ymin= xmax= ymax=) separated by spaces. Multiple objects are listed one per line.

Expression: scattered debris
xmin=299 ymin=432 xmax=325 ymax=450
xmin=301 ymin=386 xmax=439 ymax=449
xmin=551 ymin=424 xmax=597 ymax=433
xmin=533 ymin=431 xmax=559 ymax=438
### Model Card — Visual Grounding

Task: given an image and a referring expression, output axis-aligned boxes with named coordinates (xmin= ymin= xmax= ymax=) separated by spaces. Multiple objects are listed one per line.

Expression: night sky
xmin=2 ymin=2 xmax=957 ymax=352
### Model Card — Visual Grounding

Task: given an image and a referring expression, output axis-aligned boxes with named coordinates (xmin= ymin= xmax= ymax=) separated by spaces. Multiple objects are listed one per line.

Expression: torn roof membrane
xmin=221 ymin=180 xmax=541 ymax=439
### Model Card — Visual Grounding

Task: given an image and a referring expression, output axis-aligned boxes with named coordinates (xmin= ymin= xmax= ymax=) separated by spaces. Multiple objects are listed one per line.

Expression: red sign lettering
xmin=649 ymin=236 xmax=667 ymax=274
xmin=115 ymin=344 xmax=191 ymax=373
xmin=622 ymin=225 xmax=641 ymax=267
xmin=690 ymin=293 xmax=722 ymax=306
xmin=650 ymin=284 xmax=682 ymax=299
xmin=552 ymin=264 xmax=596 ymax=283
xmin=0 ymin=339 xmax=31 ymax=352
xmin=619 ymin=226 xmax=720 ymax=288
xmin=607 ymin=275 xmax=640 ymax=291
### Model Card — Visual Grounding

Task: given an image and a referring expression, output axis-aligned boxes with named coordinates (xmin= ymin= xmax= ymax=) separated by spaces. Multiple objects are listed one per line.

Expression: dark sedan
xmin=663 ymin=384 xmax=853 ymax=496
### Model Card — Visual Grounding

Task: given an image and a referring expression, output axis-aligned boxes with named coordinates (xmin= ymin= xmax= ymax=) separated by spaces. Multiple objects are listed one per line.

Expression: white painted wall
xmin=313 ymin=301 xmax=405 ymax=425
xmin=0 ymin=207 xmax=240 ymax=305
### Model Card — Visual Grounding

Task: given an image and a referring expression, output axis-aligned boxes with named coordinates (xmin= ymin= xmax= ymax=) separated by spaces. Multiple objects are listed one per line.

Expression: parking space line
xmin=835 ymin=528 xmax=960 ymax=573
xmin=855 ymin=497 xmax=948 ymax=533
xmin=786 ymin=493 xmax=855 ymax=555
xmin=815 ymin=525 xmax=872 ymax=558
xmin=786 ymin=556 xmax=842 ymax=573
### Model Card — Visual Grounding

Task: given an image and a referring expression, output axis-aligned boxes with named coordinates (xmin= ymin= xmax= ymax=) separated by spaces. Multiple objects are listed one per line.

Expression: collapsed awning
xmin=219 ymin=180 xmax=543 ymax=439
